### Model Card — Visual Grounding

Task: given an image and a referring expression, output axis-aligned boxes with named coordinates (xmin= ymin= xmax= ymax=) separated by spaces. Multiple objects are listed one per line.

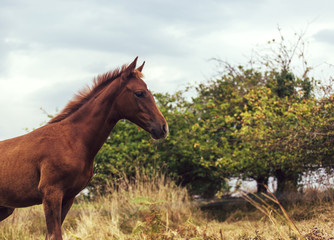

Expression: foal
xmin=0 ymin=57 xmax=168 ymax=240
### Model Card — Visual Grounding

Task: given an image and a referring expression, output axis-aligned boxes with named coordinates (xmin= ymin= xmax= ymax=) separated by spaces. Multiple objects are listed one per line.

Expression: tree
xmin=205 ymin=28 xmax=317 ymax=193
xmin=236 ymin=86 xmax=317 ymax=193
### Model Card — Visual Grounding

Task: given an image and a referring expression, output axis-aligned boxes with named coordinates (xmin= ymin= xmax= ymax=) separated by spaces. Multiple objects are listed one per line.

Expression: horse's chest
xmin=65 ymin=163 xmax=93 ymax=195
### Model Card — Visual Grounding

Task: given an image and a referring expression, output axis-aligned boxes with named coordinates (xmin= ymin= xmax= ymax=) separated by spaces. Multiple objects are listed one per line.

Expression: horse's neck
xmin=64 ymin=83 xmax=122 ymax=159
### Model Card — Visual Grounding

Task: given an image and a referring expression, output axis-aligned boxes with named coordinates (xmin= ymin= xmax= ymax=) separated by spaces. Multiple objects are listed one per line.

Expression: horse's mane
xmin=48 ymin=64 xmax=143 ymax=124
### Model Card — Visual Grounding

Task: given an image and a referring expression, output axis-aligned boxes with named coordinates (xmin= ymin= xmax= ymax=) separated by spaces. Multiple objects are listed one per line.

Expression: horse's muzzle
xmin=150 ymin=123 xmax=168 ymax=140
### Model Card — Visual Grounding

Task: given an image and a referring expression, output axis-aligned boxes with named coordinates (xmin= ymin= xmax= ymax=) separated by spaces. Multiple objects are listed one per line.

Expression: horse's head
xmin=115 ymin=58 xmax=168 ymax=139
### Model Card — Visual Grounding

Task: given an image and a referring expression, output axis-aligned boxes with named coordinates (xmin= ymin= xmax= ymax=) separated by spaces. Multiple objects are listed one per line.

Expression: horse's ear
xmin=122 ymin=57 xmax=138 ymax=81
xmin=137 ymin=61 xmax=145 ymax=72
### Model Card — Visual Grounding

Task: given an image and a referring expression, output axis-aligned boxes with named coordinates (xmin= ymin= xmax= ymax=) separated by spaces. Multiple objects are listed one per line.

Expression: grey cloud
xmin=27 ymin=77 xmax=90 ymax=113
xmin=314 ymin=29 xmax=334 ymax=46
xmin=0 ymin=0 xmax=233 ymax=59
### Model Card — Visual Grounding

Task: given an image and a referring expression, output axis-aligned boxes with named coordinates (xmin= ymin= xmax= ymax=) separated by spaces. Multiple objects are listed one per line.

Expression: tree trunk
xmin=274 ymin=169 xmax=299 ymax=194
xmin=255 ymin=175 xmax=269 ymax=193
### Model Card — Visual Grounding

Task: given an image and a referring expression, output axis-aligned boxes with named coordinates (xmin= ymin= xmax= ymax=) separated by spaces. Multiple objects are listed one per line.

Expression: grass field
xmin=0 ymin=173 xmax=333 ymax=240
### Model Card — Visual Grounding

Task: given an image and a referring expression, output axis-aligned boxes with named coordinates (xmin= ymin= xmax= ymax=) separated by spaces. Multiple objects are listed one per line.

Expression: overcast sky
xmin=1 ymin=0 xmax=334 ymax=139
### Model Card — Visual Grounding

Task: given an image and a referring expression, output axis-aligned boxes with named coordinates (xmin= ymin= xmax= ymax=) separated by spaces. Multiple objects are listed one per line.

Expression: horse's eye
xmin=135 ymin=91 xmax=146 ymax=98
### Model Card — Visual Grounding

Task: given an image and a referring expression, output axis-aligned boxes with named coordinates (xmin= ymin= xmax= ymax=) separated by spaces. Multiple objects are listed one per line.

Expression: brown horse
xmin=0 ymin=57 xmax=168 ymax=240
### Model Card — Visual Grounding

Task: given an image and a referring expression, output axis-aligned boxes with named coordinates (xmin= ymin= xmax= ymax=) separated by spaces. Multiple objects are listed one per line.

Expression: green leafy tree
xmin=191 ymin=51 xmax=316 ymax=193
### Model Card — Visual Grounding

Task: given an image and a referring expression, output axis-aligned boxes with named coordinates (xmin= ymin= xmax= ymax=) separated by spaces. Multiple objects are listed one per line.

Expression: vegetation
xmin=0 ymin=173 xmax=333 ymax=239
xmin=89 ymin=29 xmax=334 ymax=197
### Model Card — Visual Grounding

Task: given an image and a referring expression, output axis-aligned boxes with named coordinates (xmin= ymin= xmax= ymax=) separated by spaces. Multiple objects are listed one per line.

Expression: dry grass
xmin=0 ymin=173 xmax=333 ymax=239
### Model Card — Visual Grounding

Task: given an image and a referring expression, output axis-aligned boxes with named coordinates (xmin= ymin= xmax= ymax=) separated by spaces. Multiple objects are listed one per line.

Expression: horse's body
xmin=0 ymin=57 xmax=168 ymax=240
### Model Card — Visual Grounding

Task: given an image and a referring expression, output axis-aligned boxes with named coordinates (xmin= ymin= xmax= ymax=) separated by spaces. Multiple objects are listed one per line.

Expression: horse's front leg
xmin=42 ymin=187 xmax=64 ymax=240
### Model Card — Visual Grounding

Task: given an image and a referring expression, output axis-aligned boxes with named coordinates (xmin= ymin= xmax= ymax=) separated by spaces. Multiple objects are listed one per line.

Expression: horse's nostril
xmin=162 ymin=124 xmax=168 ymax=134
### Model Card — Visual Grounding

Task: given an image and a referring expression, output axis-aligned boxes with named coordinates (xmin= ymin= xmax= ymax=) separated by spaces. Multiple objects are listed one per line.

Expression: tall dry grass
xmin=0 ymin=205 xmax=45 ymax=240
xmin=0 ymin=172 xmax=333 ymax=239
xmin=240 ymin=186 xmax=334 ymax=240
xmin=63 ymin=171 xmax=201 ymax=240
